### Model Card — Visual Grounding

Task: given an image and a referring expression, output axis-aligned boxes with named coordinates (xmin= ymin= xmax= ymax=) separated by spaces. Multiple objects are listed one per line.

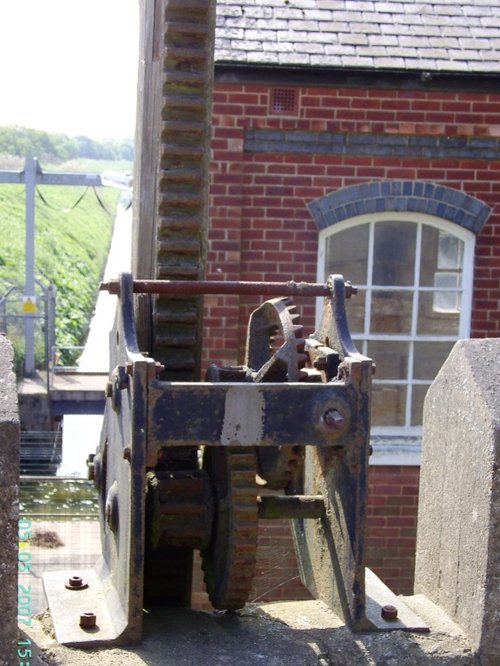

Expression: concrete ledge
xmin=0 ymin=335 xmax=20 ymax=666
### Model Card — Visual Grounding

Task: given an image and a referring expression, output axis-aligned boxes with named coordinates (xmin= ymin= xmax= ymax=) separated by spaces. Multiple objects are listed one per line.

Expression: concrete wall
xmin=0 ymin=335 xmax=20 ymax=666
xmin=415 ymin=338 xmax=500 ymax=665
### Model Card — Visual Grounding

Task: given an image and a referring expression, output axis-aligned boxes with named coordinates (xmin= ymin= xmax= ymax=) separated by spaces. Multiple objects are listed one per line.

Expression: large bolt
xmin=323 ymin=409 xmax=346 ymax=430
xmin=79 ymin=612 xmax=97 ymax=629
xmin=65 ymin=575 xmax=88 ymax=590
xmin=381 ymin=604 xmax=398 ymax=621
xmin=68 ymin=576 xmax=83 ymax=588
xmin=105 ymin=482 xmax=119 ymax=533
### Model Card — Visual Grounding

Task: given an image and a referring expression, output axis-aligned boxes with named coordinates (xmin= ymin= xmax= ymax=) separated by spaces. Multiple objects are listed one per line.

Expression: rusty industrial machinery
xmin=43 ymin=0 xmax=427 ymax=646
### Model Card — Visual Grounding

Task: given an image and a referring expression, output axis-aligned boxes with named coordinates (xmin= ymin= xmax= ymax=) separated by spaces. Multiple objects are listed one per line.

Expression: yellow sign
xmin=22 ymin=296 xmax=37 ymax=314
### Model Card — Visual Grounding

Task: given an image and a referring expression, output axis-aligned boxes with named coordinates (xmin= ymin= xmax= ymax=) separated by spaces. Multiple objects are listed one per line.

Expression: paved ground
xmin=22 ymin=596 xmax=479 ymax=666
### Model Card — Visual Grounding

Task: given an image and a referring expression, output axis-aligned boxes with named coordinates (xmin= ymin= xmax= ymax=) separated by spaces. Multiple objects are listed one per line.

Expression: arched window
xmin=310 ymin=182 xmax=490 ymax=462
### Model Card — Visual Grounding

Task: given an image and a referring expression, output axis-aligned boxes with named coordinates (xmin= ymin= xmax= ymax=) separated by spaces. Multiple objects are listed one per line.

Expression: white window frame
xmin=317 ymin=212 xmax=476 ymax=465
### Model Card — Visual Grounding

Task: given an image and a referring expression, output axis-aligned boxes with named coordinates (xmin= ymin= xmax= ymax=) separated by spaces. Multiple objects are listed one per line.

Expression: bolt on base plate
xmin=43 ymin=566 xmax=135 ymax=646
xmin=365 ymin=569 xmax=429 ymax=632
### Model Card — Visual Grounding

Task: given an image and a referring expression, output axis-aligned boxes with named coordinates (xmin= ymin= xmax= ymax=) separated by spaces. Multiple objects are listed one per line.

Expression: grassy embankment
xmin=0 ymin=157 xmax=132 ymax=373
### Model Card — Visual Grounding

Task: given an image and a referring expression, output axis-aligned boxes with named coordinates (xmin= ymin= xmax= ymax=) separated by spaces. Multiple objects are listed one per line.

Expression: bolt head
xmin=65 ymin=575 xmax=88 ymax=590
xmin=323 ymin=409 xmax=345 ymax=430
xmin=381 ymin=604 xmax=398 ymax=621
xmin=79 ymin=612 xmax=97 ymax=629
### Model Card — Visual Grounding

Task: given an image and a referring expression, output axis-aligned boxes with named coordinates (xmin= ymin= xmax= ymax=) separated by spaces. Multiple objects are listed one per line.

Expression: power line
xmin=36 ymin=186 xmax=90 ymax=213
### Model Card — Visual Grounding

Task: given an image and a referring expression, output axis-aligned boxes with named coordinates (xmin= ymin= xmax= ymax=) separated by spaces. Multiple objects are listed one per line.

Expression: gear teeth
xmin=297 ymin=352 xmax=308 ymax=368
xmin=201 ymin=448 xmax=258 ymax=611
xmin=298 ymin=367 xmax=324 ymax=382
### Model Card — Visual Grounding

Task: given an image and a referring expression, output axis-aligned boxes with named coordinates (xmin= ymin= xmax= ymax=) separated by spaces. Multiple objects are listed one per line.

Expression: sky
xmin=0 ymin=0 xmax=139 ymax=140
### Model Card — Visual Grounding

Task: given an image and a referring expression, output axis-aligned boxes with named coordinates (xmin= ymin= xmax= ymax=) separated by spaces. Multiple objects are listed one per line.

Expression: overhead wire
xmin=36 ymin=186 xmax=90 ymax=213
xmin=35 ymin=185 xmax=115 ymax=217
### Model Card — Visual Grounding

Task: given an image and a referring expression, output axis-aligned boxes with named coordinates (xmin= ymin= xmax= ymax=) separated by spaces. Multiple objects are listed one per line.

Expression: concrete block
xmin=0 ymin=335 xmax=20 ymax=666
xmin=415 ymin=339 xmax=500 ymax=665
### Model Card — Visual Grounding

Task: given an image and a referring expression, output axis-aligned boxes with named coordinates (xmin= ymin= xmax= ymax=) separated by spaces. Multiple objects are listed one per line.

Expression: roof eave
xmin=214 ymin=61 xmax=500 ymax=92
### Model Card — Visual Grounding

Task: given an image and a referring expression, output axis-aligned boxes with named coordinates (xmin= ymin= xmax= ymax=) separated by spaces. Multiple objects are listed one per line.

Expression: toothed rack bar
xmin=100 ymin=279 xmax=355 ymax=298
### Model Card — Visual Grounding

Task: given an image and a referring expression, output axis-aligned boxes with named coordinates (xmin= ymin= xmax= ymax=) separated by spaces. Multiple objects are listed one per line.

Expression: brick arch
xmin=308 ymin=180 xmax=491 ymax=234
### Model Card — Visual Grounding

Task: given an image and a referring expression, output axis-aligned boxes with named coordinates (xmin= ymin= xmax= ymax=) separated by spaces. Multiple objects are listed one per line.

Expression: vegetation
xmin=0 ymin=125 xmax=134 ymax=163
xmin=0 ymin=156 xmax=132 ymax=373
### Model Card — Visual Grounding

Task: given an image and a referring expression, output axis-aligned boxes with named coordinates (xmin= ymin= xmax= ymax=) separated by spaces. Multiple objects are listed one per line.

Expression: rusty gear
xmin=245 ymin=298 xmax=321 ymax=489
xmin=201 ymin=447 xmax=258 ymax=610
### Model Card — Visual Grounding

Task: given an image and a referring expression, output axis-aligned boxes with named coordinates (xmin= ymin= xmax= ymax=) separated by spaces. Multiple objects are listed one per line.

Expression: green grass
xmin=0 ymin=158 xmax=131 ymax=372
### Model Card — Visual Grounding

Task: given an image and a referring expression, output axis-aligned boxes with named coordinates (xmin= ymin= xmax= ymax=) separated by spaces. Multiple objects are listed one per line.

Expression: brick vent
xmin=270 ymin=87 xmax=298 ymax=116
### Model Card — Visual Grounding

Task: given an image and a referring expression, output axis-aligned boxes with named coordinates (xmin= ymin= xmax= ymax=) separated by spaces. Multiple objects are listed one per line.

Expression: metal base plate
xmin=43 ymin=564 xmax=132 ymax=647
xmin=365 ymin=568 xmax=429 ymax=632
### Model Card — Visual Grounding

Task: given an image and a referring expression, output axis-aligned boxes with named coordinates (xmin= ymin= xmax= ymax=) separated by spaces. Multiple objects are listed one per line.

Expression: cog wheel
xmin=245 ymin=297 xmax=321 ymax=489
xmin=201 ymin=447 xmax=258 ymax=610
xmin=246 ymin=297 xmax=307 ymax=382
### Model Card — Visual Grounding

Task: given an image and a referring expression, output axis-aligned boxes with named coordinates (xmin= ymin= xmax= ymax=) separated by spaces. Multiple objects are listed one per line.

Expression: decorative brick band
xmin=308 ymin=180 xmax=491 ymax=234
xmin=244 ymin=128 xmax=500 ymax=161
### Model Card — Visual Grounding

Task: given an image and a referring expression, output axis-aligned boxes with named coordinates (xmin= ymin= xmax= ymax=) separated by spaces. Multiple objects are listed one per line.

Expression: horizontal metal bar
xmin=0 ymin=170 xmax=23 ymax=183
xmin=20 ymin=476 xmax=88 ymax=481
xmin=39 ymin=172 xmax=102 ymax=186
xmin=257 ymin=495 xmax=324 ymax=519
xmin=148 ymin=381 xmax=362 ymax=450
xmin=100 ymin=278 xmax=332 ymax=298
xmin=19 ymin=513 xmax=97 ymax=519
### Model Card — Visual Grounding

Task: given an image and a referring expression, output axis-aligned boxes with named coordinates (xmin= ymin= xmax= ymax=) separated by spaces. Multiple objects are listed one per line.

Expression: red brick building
xmin=194 ymin=0 xmax=500 ymax=604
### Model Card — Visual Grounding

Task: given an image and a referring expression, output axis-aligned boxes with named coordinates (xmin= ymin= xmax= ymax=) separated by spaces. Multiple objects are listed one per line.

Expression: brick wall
xmin=366 ymin=465 xmax=420 ymax=595
xmin=199 ymin=79 xmax=500 ymax=602
xmin=204 ymin=82 xmax=500 ymax=369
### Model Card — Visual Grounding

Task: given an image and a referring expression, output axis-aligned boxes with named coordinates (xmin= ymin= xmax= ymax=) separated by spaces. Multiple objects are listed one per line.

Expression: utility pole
xmin=0 ymin=159 xmax=102 ymax=376
xmin=24 ymin=157 xmax=38 ymax=376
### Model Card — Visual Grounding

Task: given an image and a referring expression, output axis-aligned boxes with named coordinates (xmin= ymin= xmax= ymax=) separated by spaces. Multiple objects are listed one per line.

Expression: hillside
xmin=0 ymin=157 xmax=131 ymax=372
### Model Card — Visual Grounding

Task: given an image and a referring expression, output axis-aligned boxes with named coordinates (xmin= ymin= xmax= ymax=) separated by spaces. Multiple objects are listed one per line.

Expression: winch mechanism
xmin=42 ymin=0 xmax=427 ymax=646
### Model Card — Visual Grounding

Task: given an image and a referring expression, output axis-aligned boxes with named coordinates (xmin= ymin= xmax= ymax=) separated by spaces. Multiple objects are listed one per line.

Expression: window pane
xmin=371 ymin=290 xmax=413 ymax=334
xmin=325 ymin=224 xmax=369 ymax=285
xmin=438 ymin=232 xmax=463 ymax=270
xmin=433 ymin=272 xmax=460 ymax=313
xmin=367 ymin=341 xmax=409 ymax=380
xmin=411 ymin=384 xmax=430 ymax=426
xmin=417 ymin=292 xmax=460 ymax=335
xmin=420 ymin=227 xmax=464 ymax=287
xmin=414 ymin=341 xmax=455 ymax=380
xmin=373 ymin=221 xmax=416 ymax=286
xmin=346 ymin=289 xmax=366 ymax=334
xmin=372 ymin=384 xmax=406 ymax=426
